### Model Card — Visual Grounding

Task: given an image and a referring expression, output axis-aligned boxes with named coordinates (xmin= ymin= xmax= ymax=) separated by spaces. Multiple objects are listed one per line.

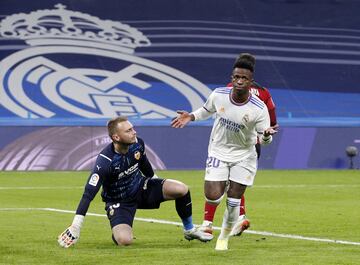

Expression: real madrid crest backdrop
xmin=0 ymin=0 xmax=360 ymax=170
xmin=0 ymin=0 xmax=359 ymax=121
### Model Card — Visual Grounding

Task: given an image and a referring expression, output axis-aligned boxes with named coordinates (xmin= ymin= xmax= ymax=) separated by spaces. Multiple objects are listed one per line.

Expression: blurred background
xmin=0 ymin=0 xmax=359 ymax=170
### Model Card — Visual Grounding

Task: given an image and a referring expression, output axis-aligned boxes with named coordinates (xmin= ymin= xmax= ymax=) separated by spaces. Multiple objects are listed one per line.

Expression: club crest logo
xmin=134 ymin=151 xmax=141 ymax=160
xmin=0 ymin=4 xmax=211 ymax=119
xmin=242 ymin=114 xmax=249 ymax=123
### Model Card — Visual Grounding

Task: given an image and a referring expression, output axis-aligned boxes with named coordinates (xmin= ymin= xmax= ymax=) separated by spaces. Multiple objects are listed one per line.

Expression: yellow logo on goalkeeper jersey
xmin=134 ymin=151 xmax=141 ymax=160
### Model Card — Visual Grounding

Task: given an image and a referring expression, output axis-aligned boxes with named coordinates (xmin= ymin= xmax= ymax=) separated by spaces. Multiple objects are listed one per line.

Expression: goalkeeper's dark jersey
xmin=75 ymin=137 xmax=154 ymax=216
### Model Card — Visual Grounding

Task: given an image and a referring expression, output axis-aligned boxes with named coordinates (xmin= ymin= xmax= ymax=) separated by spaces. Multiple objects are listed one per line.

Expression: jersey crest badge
xmin=134 ymin=151 xmax=141 ymax=160
xmin=242 ymin=114 xmax=250 ymax=123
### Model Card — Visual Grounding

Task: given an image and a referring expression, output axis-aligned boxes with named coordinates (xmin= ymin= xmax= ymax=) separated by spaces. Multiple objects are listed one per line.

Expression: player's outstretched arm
xmin=58 ymin=215 xmax=84 ymax=248
xmin=171 ymin=110 xmax=194 ymax=128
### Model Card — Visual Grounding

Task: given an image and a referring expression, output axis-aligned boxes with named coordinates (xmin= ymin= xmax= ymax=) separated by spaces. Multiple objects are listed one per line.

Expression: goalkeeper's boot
xmin=198 ymin=220 xmax=214 ymax=235
xmin=184 ymin=227 xmax=213 ymax=242
xmin=229 ymin=215 xmax=250 ymax=237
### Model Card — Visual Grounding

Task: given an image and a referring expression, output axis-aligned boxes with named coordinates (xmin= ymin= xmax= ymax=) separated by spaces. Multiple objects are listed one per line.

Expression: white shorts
xmin=204 ymin=155 xmax=258 ymax=186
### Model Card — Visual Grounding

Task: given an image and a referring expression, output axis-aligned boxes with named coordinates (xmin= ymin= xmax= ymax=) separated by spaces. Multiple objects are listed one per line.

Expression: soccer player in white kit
xmin=171 ymin=57 xmax=277 ymax=250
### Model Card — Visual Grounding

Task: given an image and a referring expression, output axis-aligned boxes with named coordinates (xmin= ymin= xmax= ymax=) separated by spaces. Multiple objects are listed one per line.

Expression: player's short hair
xmin=237 ymin=53 xmax=256 ymax=66
xmin=233 ymin=53 xmax=255 ymax=72
xmin=107 ymin=116 xmax=128 ymax=138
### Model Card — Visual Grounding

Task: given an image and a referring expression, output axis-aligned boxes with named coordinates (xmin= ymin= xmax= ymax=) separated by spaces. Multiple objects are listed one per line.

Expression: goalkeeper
xmin=58 ymin=116 xmax=212 ymax=248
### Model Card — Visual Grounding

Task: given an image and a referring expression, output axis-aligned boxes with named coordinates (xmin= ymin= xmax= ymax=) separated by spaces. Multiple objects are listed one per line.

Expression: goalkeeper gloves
xmin=58 ymin=214 xmax=84 ymax=248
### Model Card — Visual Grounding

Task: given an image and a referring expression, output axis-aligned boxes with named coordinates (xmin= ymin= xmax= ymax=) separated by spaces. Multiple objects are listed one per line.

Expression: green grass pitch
xmin=0 ymin=170 xmax=359 ymax=265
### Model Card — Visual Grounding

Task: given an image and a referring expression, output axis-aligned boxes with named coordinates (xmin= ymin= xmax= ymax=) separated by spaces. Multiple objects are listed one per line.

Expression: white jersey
xmin=202 ymin=87 xmax=270 ymax=162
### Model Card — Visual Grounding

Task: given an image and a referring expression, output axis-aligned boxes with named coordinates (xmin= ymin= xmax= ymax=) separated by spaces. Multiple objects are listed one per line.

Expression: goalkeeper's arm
xmin=58 ymin=154 xmax=105 ymax=248
xmin=58 ymin=187 xmax=97 ymax=248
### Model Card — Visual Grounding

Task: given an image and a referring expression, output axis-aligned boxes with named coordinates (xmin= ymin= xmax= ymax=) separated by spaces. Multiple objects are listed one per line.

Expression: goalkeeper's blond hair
xmin=107 ymin=116 xmax=128 ymax=140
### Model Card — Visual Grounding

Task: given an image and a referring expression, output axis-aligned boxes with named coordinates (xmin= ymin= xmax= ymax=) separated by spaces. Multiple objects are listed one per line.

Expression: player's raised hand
xmin=58 ymin=225 xmax=80 ymax=248
xmin=171 ymin=110 xmax=192 ymax=128
xmin=264 ymin=124 xmax=279 ymax=137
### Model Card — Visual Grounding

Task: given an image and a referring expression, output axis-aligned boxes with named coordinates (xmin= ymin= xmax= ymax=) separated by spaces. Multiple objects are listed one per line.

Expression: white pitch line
xmin=0 ymin=186 xmax=84 ymax=190
xmin=253 ymin=184 xmax=360 ymax=188
xmin=1 ymin=184 xmax=360 ymax=190
xmin=1 ymin=207 xmax=360 ymax=246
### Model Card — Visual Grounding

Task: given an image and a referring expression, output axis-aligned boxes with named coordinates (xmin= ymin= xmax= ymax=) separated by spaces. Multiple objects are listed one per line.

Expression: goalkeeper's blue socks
xmin=175 ymin=190 xmax=194 ymax=230
xmin=182 ymin=216 xmax=194 ymax=231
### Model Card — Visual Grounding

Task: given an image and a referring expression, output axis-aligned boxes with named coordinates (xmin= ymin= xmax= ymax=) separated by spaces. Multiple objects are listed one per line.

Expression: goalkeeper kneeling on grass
xmin=58 ymin=116 xmax=212 ymax=248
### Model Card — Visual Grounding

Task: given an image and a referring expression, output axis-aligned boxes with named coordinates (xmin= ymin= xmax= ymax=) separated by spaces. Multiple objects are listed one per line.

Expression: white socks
xmin=218 ymin=197 xmax=240 ymax=239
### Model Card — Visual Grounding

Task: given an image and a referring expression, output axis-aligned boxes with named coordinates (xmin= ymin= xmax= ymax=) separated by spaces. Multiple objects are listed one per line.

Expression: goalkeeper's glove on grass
xmin=58 ymin=215 xmax=84 ymax=248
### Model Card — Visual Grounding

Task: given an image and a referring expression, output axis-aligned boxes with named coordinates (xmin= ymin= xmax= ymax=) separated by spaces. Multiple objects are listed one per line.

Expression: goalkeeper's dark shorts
xmin=105 ymin=178 xmax=166 ymax=228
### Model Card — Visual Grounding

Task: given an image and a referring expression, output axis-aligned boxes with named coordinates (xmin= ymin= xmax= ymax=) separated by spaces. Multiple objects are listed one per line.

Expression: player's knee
xmin=164 ymin=179 xmax=188 ymax=198
xmin=205 ymin=186 xmax=224 ymax=201
xmin=113 ymin=234 xmax=133 ymax=246
xmin=177 ymin=182 xmax=189 ymax=196
xmin=205 ymin=193 xmax=224 ymax=204
xmin=204 ymin=181 xmax=226 ymax=201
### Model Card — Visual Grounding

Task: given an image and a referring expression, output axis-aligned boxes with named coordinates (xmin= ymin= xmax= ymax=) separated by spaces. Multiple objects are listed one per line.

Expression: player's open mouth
xmin=234 ymin=85 xmax=245 ymax=89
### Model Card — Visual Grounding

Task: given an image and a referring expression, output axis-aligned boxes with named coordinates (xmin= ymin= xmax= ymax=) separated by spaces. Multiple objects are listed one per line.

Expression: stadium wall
xmin=0 ymin=126 xmax=359 ymax=170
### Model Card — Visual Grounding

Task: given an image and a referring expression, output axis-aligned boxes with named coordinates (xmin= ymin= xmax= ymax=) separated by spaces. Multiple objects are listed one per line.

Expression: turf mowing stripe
xmin=1 ymin=207 xmax=360 ymax=246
